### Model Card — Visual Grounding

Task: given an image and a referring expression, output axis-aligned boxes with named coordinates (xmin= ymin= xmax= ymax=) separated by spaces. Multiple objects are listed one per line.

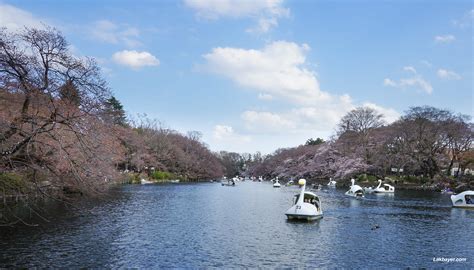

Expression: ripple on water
xmin=0 ymin=182 xmax=473 ymax=268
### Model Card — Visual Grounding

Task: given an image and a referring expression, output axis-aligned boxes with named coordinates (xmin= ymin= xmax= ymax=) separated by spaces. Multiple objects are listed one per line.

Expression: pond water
xmin=1 ymin=181 xmax=473 ymax=268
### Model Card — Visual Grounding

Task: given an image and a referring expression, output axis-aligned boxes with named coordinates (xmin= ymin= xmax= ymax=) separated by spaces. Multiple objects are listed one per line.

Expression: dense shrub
xmin=151 ymin=171 xmax=175 ymax=180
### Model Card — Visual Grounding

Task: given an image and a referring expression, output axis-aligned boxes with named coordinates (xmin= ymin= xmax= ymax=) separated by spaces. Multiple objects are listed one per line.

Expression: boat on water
xmin=327 ymin=178 xmax=337 ymax=188
xmin=170 ymin=179 xmax=180 ymax=183
xmin=373 ymin=180 xmax=395 ymax=193
xmin=363 ymin=186 xmax=375 ymax=194
xmin=221 ymin=178 xmax=236 ymax=186
xmin=312 ymin=183 xmax=322 ymax=190
xmin=285 ymin=179 xmax=323 ymax=221
xmin=451 ymin=190 xmax=474 ymax=208
xmin=345 ymin=179 xmax=364 ymax=198
xmin=273 ymin=177 xmax=281 ymax=188
xmin=441 ymin=187 xmax=454 ymax=194
xmin=286 ymin=180 xmax=294 ymax=186
xmin=141 ymin=178 xmax=153 ymax=185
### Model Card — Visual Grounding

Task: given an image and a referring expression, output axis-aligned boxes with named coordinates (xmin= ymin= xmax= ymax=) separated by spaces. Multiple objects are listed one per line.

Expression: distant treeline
xmin=244 ymin=106 xmax=473 ymax=188
xmin=0 ymin=26 xmax=225 ymax=204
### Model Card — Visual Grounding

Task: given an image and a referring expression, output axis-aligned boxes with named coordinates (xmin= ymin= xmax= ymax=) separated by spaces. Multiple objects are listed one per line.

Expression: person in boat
xmin=466 ymin=195 xmax=473 ymax=204
xmin=310 ymin=198 xmax=320 ymax=211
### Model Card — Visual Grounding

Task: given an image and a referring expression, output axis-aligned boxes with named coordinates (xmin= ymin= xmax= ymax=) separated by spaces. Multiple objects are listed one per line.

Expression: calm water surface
xmin=1 ymin=181 xmax=473 ymax=268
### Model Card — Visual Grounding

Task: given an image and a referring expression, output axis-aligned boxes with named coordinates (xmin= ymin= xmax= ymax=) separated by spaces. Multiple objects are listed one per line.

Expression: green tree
xmin=104 ymin=96 xmax=127 ymax=126
xmin=305 ymin=137 xmax=325 ymax=146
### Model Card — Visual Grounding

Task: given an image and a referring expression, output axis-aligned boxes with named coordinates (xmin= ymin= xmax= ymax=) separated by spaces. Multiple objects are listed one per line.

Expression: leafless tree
xmin=0 ymin=26 xmax=115 ymax=195
xmin=338 ymin=107 xmax=385 ymax=134
xmin=337 ymin=106 xmax=385 ymax=163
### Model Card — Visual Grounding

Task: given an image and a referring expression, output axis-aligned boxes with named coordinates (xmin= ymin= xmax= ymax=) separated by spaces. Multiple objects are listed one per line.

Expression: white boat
xmin=441 ymin=188 xmax=454 ymax=195
xmin=285 ymin=179 xmax=323 ymax=221
xmin=170 ymin=179 xmax=180 ymax=183
xmin=345 ymin=179 xmax=364 ymax=198
xmin=373 ymin=180 xmax=395 ymax=193
xmin=451 ymin=190 xmax=474 ymax=208
xmin=140 ymin=178 xmax=153 ymax=185
xmin=221 ymin=178 xmax=236 ymax=186
xmin=363 ymin=187 xmax=375 ymax=194
xmin=258 ymin=176 xmax=263 ymax=182
xmin=327 ymin=178 xmax=337 ymax=188
xmin=273 ymin=177 xmax=281 ymax=188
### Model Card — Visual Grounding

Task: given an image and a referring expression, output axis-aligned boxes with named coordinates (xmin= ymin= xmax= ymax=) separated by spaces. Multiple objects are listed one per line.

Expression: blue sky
xmin=1 ymin=0 xmax=472 ymax=154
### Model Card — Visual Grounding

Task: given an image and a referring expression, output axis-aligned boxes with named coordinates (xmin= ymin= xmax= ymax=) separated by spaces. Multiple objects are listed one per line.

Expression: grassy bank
xmin=122 ymin=171 xmax=187 ymax=184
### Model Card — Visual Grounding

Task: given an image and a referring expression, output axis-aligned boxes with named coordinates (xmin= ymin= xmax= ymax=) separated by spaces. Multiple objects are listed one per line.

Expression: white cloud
xmin=452 ymin=9 xmax=474 ymax=28
xmin=399 ymin=77 xmax=433 ymax=94
xmin=0 ymin=4 xmax=46 ymax=32
xmin=203 ymin=41 xmax=329 ymax=105
xmin=434 ymin=35 xmax=455 ymax=43
xmin=209 ymin=99 xmax=400 ymax=153
xmin=213 ymin=125 xmax=251 ymax=142
xmin=213 ymin=125 xmax=233 ymax=139
xmin=383 ymin=78 xmax=397 ymax=87
xmin=420 ymin=60 xmax=432 ymax=68
xmin=203 ymin=41 xmax=398 ymax=140
xmin=209 ymin=125 xmax=253 ymax=153
xmin=362 ymin=102 xmax=400 ymax=123
xmin=90 ymin=20 xmax=141 ymax=47
xmin=184 ymin=0 xmax=288 ymax=18
xmin=184 ymin=0 xmax=289 ymax=33
xmin=437 ymin=69 xmax=462 ymax=80
xmin=240 ymin=97 xmax=399 ymax=136
xmin=399 ymin=76 xmax=433 ymax=94
xmin=242 ymin=111 xmax=295 ymax=132
xmin=403 ymin=66 xmax=417 ymax=74
xmin=384 ymin=76 xmax=433 ymax=94
xmin=112 ymin=50 xmax=160 ymax=69
xmin=384 ymin=67 xmax=433 ymax=94
xmin=247 ymin=17 xmax=278 ymax=33
xmin=258 ymin=93 xmax=273 ymax=100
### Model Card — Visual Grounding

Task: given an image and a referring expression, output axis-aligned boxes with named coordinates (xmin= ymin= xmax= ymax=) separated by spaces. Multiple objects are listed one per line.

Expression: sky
xmin=1 ymin=0 xmax=472 ymax=154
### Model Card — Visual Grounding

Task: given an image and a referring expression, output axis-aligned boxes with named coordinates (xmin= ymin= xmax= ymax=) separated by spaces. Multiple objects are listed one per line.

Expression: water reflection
xmin=0 ymin=182 xmax=473 ymax=268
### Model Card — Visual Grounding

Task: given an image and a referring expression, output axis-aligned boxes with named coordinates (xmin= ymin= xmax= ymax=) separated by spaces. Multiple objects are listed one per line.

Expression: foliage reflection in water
xmin=0 ymin=182 xmax=473 ymax=268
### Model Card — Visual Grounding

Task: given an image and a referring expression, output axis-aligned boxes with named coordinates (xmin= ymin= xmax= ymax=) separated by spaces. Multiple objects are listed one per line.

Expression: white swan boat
xmin=451 ymin=190 xmax=474 ymax=208
xmin=285 ymin=179 xmax=323 ymax=221
xmin=327 ymin=178 xmax=337 ymax=188
xmin=221 ymin=177 xmax=236 ymax=186
xmin=441 ymin=188 xmax=454 ymax=195
xmin=363 ymin=186 xmax=375 ymax=194
xmin=140 ymin=178 xmax=153 ymax=185
xmin=273 ymin=177 xmax=281 ymax=188
xmin=373 ymin=180 xmax=395 ymax=193
xmin=345 ymin=179 xmax=364 ymax=198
